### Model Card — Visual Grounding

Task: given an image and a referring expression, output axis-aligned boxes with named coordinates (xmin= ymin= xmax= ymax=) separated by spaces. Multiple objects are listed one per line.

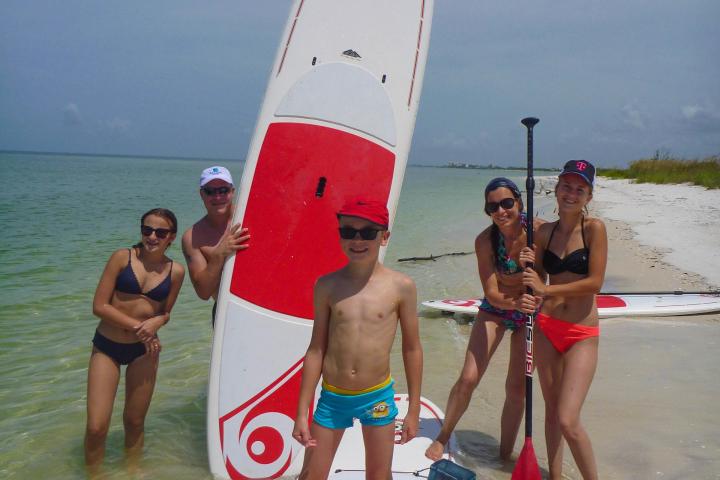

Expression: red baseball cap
xmin=337 ymin=197 xmax=389 ymax=228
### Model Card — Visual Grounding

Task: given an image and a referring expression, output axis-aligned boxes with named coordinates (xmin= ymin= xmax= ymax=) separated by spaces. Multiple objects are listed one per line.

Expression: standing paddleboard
xmin=421 ymin=292 xmax=720 ymax=318
xmin=208 ymin=1 xmax=435 ymax=478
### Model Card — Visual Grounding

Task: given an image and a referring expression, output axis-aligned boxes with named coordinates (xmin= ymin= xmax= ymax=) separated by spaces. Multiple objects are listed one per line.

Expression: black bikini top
xmin=115 ymin=249 xmax=173 ymax=302
xmin=542 ymin=217 xmax=590 ymax=275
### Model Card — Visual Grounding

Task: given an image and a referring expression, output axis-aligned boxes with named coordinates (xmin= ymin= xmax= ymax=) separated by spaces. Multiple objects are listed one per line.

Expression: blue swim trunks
xmin=313 ymin=378 xmax=398 ymax=429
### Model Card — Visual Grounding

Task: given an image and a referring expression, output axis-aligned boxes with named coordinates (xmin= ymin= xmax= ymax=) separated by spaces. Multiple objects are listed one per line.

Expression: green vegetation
xmin=599 ymin=153 xmax=720 ymax=189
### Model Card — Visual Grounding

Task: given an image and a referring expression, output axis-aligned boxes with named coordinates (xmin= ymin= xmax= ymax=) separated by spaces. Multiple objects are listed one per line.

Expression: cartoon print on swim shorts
xmin=371 ymin=401 xmax=390 ymax=418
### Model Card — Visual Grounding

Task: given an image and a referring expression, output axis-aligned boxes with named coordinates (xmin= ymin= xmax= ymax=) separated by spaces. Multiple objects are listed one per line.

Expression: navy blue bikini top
xmin=115 ymin=249 xmax=173 ymax=302
xmin=542 ymin=217 xmax=590 ymax=275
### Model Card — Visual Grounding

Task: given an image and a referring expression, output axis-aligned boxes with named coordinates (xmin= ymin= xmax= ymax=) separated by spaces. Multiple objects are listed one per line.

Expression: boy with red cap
xmin=292 ymin=197 xmax=423 ymax=479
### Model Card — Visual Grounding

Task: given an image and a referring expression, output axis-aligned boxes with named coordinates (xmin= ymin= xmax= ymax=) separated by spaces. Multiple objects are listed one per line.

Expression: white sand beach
xmin=594 ymin=177 xmax=720 ymax=289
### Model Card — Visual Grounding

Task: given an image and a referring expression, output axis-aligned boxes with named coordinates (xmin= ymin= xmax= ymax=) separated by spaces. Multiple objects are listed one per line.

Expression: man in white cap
xmin=182 ymin=166 xmax=249 ymax=323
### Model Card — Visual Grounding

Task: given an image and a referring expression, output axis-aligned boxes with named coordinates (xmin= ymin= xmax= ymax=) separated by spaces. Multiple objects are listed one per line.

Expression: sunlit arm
xmin=399 ymin=276 xmax=422 ymax=444
xmin=292 ymin=279 xmax=331 ymax=447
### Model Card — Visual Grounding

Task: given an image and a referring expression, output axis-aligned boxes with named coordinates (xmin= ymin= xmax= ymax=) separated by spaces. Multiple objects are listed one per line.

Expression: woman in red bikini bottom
xmin=522 ymin=160 xmax=607 ymax=480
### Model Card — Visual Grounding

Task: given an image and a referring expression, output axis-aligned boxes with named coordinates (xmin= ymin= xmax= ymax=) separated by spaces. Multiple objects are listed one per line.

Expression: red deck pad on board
xmin=230 ymin=122 xmax=395 ymax=319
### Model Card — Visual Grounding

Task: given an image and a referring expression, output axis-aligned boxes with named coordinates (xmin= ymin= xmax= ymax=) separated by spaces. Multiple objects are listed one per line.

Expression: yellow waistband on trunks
xmin=322 ymin=375 xmax=392 ymax=396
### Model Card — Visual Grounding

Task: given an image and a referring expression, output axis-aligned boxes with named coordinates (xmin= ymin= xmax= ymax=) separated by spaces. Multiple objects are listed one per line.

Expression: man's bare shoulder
xmin=182 ymin=216 xmax=220 ymax=249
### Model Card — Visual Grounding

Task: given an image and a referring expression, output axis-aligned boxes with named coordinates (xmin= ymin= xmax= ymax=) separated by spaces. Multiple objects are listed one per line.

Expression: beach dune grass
xmin=599 ymin=155 xmax=720 ymax=189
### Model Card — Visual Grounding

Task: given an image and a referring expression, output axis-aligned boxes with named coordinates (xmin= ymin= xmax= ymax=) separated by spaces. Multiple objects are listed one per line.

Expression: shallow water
xmin=1 ymin=152 xmax=534 ymax=479
xmin=5 ymin=153 xmax=719 ymax=479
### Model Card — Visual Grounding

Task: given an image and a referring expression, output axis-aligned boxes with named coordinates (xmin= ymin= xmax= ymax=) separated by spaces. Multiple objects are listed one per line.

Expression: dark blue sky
xmin=1 ymin=1 xmax=718 ymax=167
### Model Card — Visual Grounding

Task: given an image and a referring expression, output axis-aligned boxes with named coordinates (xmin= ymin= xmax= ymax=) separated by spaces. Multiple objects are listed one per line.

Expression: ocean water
xmin=0 ymin=152 xmax=537 ymax=479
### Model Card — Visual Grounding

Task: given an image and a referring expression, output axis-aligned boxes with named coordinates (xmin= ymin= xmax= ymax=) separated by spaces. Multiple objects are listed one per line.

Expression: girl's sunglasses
xmin=338 ymin=227 xmax=382 ymax=240
xmin=141 ymin=225 xmax=174 ymax=239
xmin=485 ymin=197 xmax=516 ymax=214
xmin=202 ymin=186 xmax=232 ymax=196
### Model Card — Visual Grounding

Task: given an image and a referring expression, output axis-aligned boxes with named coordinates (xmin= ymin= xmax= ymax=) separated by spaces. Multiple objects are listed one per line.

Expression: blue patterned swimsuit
xmin=479 ymin=213 xmax=529 ymax=331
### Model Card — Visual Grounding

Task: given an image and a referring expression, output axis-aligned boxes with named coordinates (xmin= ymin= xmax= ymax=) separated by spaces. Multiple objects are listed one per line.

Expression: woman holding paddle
xmin=425 ymin=177 xmax=543 ymax=461
xmin=522 ymin=160 xmax=607 ymax=480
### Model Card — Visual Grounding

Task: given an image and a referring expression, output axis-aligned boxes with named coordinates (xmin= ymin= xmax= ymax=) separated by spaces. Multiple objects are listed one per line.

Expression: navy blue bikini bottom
xmin=92 ymin=330 xmax=147 ymax=365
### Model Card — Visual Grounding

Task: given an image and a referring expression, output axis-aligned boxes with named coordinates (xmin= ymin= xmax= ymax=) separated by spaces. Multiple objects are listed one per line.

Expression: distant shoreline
xmin=409 ymin=163 xmax=560 ymax=171
xmin=2 ymin=150 xmax=561 ymax=170
xmin=0 ymin=149 xmax=243 ymax=163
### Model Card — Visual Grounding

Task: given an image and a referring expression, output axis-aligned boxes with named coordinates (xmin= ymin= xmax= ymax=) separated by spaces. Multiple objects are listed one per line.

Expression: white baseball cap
xmin=199 ymin=166 xmax=233 ymax=187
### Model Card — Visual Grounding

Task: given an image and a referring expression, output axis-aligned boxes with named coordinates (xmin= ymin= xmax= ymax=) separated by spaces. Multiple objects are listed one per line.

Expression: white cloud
xmin=430 ymin=131 xmax=484 ymax=149
xmin=680 ymin=103 xmax=720 ymax=133
xmin=63 ymin=103 xmax=82 ymax=126
xmin=621 ymin=101 xmax=646 ymax=129
xmin=107 ymin=117 xmax=131 ymax=132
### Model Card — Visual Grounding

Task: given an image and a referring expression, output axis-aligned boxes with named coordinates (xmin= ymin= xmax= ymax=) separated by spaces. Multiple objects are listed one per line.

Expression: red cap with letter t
xmin=337 ymin=197 xmax=389 ymax=228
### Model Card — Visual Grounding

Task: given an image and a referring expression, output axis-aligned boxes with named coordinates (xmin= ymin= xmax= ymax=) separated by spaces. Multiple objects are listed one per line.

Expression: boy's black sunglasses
xmin=141 ymin=225 xmax=174 ymax=239
xmin=201 ymin=186 xmax=232 ymax=196
xmin=485 ymin=197 xmax=516 ymax=214
xmin=338 ymin=227 xmax=382 ymax=240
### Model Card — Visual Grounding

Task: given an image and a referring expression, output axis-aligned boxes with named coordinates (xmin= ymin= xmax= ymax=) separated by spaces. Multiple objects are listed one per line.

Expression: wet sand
xmin=409 ymin=178 xmax=720 ymax=479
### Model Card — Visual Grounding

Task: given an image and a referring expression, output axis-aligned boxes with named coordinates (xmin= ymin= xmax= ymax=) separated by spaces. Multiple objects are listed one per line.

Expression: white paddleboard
xmin=207 ymin=1 xmax=435 ymax=478
xmin=422 ymin=293 xmax=720 ymax=318
xmin=329 ymin=394 xmax=457 ymax=479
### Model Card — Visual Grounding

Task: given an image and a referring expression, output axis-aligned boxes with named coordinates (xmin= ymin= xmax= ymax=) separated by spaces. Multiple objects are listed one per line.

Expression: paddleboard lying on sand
xmin=329 ymin=394 xmax=457 ymax=479
xmin=422 ymin=292 xmax=720 ymax=318
xmin=207 ymin=1 xmax=436 ymax=478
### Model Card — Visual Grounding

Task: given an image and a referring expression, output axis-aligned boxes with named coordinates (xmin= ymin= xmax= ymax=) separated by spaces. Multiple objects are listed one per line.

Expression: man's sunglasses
xmin=338 ymin=227 xmax=383 ymax=240
xmin=141 ymin=225 xmax=174 ymax=239
xmin=201 ymin=186 xmax=232 ymax=196
xmin=485 ymin=198 xmax=516 ymax=214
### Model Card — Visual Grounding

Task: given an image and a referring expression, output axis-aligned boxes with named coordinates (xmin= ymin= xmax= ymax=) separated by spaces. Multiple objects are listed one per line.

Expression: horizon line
xmin=0 ymin=149 xmax=244 ymax=163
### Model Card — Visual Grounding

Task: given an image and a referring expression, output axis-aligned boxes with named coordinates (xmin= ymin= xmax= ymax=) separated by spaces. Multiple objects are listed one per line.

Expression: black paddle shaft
xmin=521 ymin=116 xmax=539 ymax=439
xmin=521 ymin=117 xmax=539 ymax=253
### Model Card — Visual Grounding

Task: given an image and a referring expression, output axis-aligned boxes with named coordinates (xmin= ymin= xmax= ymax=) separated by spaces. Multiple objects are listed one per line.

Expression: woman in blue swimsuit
xmin=84 ymin=208 xmax=185 ymax=472
xmin=426 ymin=177 xmax=543 ymax=461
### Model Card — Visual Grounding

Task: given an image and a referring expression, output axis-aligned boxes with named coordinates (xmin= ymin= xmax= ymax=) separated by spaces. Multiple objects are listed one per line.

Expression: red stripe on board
xmin=597 ymin=295 xmax=627 ymax=308
xmin=218 ymin=357 xmax=304 ymax=424
xmin=407 ymin=11 xmax=424 ymax=106
xmin=276 ymin=0 xmax=305 ymax=76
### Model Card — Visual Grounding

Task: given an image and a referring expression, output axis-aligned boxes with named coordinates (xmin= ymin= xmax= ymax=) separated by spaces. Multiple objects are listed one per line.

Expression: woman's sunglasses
xmin=141 ymin=225 xmax=174 ymax=239
xmin=202 ymin=186 xmax=232 ymax=196
xmin=485 ymin=197 xmax=516 ymax=214
xmin=338 ymin=227 xmax=382 ymax=240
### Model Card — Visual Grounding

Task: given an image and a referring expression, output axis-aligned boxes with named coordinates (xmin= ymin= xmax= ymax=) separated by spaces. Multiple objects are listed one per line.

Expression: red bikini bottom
xmin=536 ymin=313 xmax=599 ymax=353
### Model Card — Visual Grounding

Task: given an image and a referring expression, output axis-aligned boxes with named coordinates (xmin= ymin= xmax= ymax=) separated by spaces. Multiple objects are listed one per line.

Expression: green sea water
xmin=0 ymin=152 xmax=533 ymax=479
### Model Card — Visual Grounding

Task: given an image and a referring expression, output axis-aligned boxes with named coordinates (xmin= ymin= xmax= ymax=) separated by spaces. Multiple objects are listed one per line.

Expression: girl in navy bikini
xmin=522 ymin=160 xmax=607 ymax=480
xmin=84 ymin=208 xmax=185 ymax=472
xmin=426 ymin=177 xmax=543 ymax=461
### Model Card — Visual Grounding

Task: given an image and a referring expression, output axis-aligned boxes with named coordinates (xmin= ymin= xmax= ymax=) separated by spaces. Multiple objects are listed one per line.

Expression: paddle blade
xmin=511 ymin=437 xmax=541 ymax=480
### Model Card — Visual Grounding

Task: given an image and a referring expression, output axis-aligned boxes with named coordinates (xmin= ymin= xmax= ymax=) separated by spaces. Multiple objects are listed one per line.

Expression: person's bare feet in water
xmin=425 ymin=440 xmax=446 ymax=460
